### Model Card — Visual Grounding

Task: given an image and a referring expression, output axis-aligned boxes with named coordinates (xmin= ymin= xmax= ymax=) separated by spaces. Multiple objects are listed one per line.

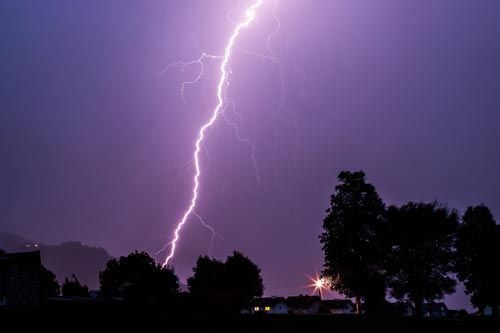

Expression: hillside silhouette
xmin=0 ymin=232 xmax=111 ymax=290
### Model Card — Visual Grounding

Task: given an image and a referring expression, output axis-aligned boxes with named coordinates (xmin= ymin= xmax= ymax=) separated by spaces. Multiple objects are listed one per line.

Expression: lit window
xmin=254 ymin=307 xmax=259 ymax=311
xmin=265 ymin=306 xmax=271 ymax=311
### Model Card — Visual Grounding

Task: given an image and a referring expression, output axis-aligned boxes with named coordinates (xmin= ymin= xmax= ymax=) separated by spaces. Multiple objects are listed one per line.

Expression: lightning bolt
xmin=193 ymin=211 xmax=230 ymax=256
xmin=235 ymin=0 xmax=305 ymax=216
xmin=162 ymin=0 xmax=265 ymax=267
xmin=221 ymin=99 xmax=261 ymax=184
xmin=156 ymin=52 xmax=223 ymax=104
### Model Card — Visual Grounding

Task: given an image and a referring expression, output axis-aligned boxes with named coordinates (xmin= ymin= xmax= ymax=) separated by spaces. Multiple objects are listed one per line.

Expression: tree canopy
xmin=224 ymin=252 xmax=264 ymax=301
xmin=320 ymin=170 xmax=386 ymax=314
xmin=456 ymin=205 xmax=500 ymax=315
xmin=99 ymin=251 xmax=179 ymax=300
xmin=188 ymin=251 xmax=264 ymax=303
xmin=188 ymin=256 xmax=226 ymax=294
xmin=386 ymin=202 xmax=458 ymax=316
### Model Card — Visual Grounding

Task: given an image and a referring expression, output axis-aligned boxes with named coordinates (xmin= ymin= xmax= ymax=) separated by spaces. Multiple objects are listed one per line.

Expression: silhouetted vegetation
xmin=386 ymin=202 xmax=458 ymax=316
xmin=321 ymin=170 xmax=500 ymax=316
xmin=188 ymin=251 xmax=264 ymax=306
xmin=456 ymin=205 xmax=500 ymax=315
xmin=225 ymin=252 xmax=264 ymax=301
xmin=320 ymin=171 xmax=387 ymax=314
xmin=40 ymin=265 xmax=60 ymax=297
xmin=62 ymin=274 xmax=89 ymax=297
xmin=99 ymin=251 xmax=179 ymax=301
xmin=5 ymin=169 xmax=500 ymax=319
xmin=41 ymin=241 xmax=111 ymax=291
xmin=188 ymin=256 xmax=226 ymax=294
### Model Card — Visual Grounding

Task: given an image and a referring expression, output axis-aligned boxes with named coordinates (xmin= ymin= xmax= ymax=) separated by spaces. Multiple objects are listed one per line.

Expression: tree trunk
xmin=355 ymin=295 xmax=361 ymax=315
xmin=415 ymin=300 xmax=423 ymax=318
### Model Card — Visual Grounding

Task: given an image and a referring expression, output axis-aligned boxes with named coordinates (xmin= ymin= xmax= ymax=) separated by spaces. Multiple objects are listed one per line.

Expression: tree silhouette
xmin=99 ymin=251 xmax=179 ymax=300
xmin=62 ymin=274 xmax=89 ymax=297
xmin=40 ymin=265 xmax=60 ymax=297
xmin=320 ymin=171 xmax=386 ymax=314
xmin=224 ymin=251 xmax=264 ymax=301
xmin=456 ymin=205 xmax=500 ymax=315
xmin=188 ymin=256 xmax=226 ymax=294
xmin=188 ymin=251 xmax=263 ymax=304
xmin=386 ymin=202 xmax=458 ymax=317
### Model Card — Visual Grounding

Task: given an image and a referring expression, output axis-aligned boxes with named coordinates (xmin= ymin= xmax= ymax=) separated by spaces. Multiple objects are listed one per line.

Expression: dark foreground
xmin=1 ymin=299 xmax=499 ymax=332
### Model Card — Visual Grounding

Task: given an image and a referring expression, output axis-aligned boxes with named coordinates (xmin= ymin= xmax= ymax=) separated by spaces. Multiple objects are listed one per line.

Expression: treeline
xmin=321 ymin=171 xmax=500 ymax=316
xmin=40 ymin=250 xmax=264 ymax=308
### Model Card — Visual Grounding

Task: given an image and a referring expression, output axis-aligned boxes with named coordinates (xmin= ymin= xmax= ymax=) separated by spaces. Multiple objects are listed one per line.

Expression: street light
xmin=307 ymin=274 xmax=329 ymax=300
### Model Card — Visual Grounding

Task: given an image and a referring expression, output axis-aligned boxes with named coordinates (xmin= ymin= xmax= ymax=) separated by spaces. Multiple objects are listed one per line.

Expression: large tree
xmin=188 ymin=251 xmax=263 ymax=304
xmin=99 ymin=251 xmax=179 ymax=300
xmin=224 ymin=251 xmax=264 ymax=301
xmin=187 ymin=256 xmax=226 ymax=294
xmin=320 ymin=171 xmax=386 ymax=314
xmin=456 ymin=205 xmax=500 ymax=315
xmin=386 ymin=202 xmax=458 ymax=316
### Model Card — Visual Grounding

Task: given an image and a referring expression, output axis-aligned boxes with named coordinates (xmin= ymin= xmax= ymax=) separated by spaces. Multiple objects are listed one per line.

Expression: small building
xmin=0 ymin=251 xmax=41 ymax=309
xmin=422 ymin=302 xmax=448 ymax=317
xmin=385 ymin=302 xmax=414 ymax=316
xmin=250 ymin=296 xmax=288 ymax=314
xmin=447 ymin=309 xmax=468 ymax=318
xmin=321 ymin=299 xmax=356 ymax=314
xmin=286 ymin=295 xmax=321 ymax=314
xmin=484 ymin=306 xmax=494 ymax=316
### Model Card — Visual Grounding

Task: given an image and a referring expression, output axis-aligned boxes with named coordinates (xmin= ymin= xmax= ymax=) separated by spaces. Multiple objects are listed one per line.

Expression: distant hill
xmin=0 ymin=231 xmax=33 ymax=252
xmin=0 ymin=232 xmax=112 ymax=290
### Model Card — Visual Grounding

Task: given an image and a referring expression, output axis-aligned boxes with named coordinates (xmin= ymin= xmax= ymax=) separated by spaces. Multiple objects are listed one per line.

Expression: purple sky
xmin=1 ymin=0 xmax=500 ymax=311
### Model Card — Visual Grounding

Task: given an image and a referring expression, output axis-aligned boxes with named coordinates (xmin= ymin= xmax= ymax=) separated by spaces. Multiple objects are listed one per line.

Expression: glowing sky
xmin=1 ymin=0 xmax=500 ymax=310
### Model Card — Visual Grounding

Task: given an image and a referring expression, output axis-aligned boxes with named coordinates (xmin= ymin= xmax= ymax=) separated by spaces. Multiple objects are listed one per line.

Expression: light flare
xmin=315 ymin=278 xmax=324 ymax=289
xmin=306 ymin=273 xmax=331 ymax=299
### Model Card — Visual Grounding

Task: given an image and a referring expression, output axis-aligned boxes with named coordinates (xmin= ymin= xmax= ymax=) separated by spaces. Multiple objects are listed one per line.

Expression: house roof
xmin=286 ymin=295 xmax=321 ymax=309
xmin=0 ymin=250 xmax=40 ymax=265
xmin=251 ymin=297 xmax=286 ymax=307
xmin=384 ymin=302 xmax=414 ymax=314
xmin=321 ymin=299 xmax=355 ymax=309
xmin=422 ymin=303 xmax=448 ymax=312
